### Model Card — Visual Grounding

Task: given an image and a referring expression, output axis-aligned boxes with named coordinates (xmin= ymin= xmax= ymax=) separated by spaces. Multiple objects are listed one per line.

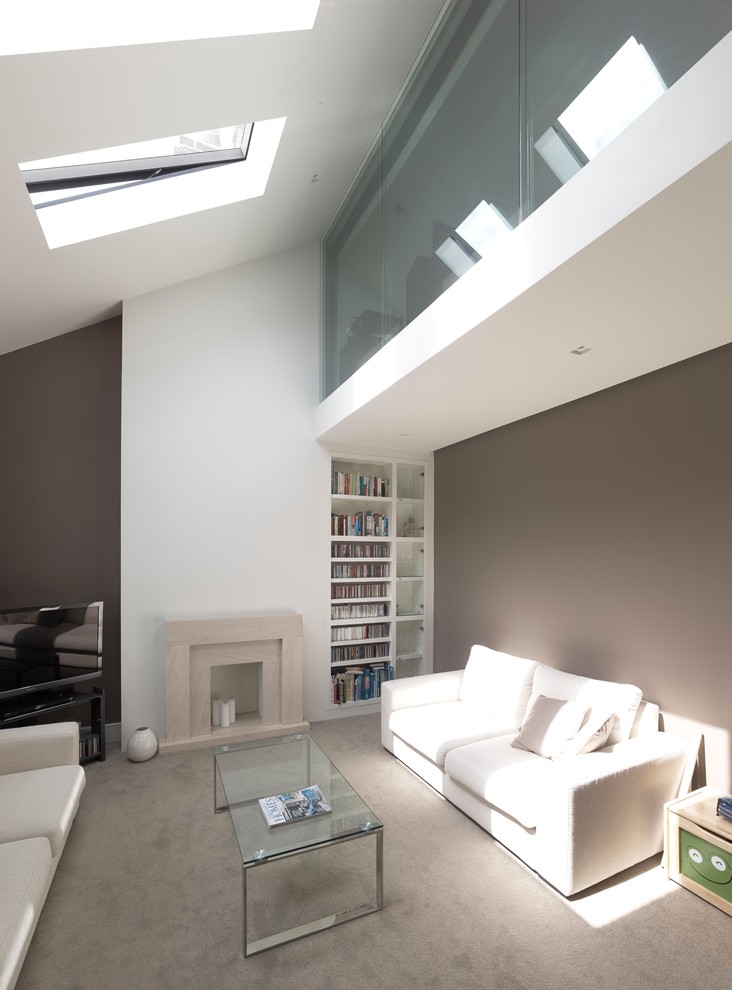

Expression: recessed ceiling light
xmin=399 ymin=432 xmax=411 ymax=437
xmin=571 ymin=345 xmax=592 ymax=355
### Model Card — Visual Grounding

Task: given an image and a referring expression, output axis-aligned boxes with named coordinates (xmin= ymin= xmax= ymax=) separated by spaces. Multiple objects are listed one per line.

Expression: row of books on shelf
xmin=331 ymin=542 xmax=390 ymax=559
xmin=331 ymin=582 xmax=389 ymax=600
xmin=331 ymin=602 xmax=390 ymax=619
xmin=331 ymin=662 xmax=394 ymax=705
xmin=331 ymin=467 xmax=390 ymax=498
xmin=331 ymin=511 xmax=389 ymax=537
xmin=331 ymin=641 xmax=391 ymax=663
xmin=331 ymin=622 xmax=390 ymax=642
xmin=79 ymin=729 xmax=101 ymax=761
xmin=331 ymin=562 xmax=390 ymax=578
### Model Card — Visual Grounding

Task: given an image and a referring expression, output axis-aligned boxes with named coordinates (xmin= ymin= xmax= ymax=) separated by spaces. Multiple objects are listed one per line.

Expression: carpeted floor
xmin=17 ymin=714 xmax=727 ymax=989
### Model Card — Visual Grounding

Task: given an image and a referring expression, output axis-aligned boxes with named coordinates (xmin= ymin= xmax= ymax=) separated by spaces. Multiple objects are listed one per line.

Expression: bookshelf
xmin=329 ymin=454 xmax=431 ymax=709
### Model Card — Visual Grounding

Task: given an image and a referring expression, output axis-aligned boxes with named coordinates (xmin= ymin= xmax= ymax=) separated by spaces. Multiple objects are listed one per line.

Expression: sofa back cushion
xmin=528 ymin=665 xmax=642 ymax=747
xmin=458 ymin=645 xmax=539 ymax=729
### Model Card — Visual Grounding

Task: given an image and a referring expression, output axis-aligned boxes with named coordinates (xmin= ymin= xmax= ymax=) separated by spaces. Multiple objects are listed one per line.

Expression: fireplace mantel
xmin=162 ymin=612 xmax=309 ymax=753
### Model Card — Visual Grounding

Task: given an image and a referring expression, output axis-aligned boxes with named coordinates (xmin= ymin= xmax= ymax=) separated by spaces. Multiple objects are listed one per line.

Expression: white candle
xmin=212 ymin=698 xmax=222 ymax=727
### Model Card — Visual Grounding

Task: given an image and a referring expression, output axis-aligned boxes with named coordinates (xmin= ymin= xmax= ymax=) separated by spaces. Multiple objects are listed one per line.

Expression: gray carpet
xmin=17 ymin=714 xmax=727 ymax=989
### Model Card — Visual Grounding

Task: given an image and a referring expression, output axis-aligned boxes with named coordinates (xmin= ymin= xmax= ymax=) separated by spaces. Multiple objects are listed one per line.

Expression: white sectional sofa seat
xmin=385 ymin=649 xmax=538 ymax=785
xmin=0 ymin=723 xmax=85 ymax=990
xmin=381 ymin=645 xmax=691 ymax=896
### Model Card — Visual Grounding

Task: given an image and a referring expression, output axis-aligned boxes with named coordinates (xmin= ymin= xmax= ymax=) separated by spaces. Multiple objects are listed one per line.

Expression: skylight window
xmin=22 ymin=125 xmax=253 ymax=208
xmin=536 ymin=37 xmax=667 ymax=183
xmin=436 ymin=201 xmax=513 ymax=277
xmin=455 ymin=201 xmax=513 ymax=255
xmin=19 ymin=118 xmax=286 ymax=249
xmin=0 ymin=0 xmax=321 ymax=55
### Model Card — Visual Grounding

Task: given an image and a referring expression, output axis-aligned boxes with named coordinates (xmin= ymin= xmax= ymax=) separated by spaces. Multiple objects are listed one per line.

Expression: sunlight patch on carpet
xmin=565 ymin=859 xmax=679 ymax=928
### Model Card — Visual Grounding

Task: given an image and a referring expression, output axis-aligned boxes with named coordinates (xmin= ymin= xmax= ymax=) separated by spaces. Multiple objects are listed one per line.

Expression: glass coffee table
xmin=214 ymin=733 xmax=383 ymax=956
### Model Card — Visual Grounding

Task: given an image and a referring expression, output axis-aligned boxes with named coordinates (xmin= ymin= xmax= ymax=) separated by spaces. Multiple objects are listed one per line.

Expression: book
xmin=258 ymin=785 xmax=333 ymax=828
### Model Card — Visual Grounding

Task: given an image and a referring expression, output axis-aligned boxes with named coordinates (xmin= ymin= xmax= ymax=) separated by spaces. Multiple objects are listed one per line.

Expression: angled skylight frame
xmin=21 ymin=124 xmax=253 ymax=199
xmin=19 ymin=117 xmax=286 ymax=249
xmin=23 ymin=142 xmax=251 ymax=196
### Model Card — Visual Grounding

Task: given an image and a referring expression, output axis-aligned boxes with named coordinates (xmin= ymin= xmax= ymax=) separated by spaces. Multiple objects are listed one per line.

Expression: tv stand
xmin=0 ymin=687 xmax=105 ymax=762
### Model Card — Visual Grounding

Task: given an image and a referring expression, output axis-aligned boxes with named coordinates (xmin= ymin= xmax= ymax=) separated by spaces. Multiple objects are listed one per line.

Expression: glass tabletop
xmin=214 ymin=733 xmax=382 ymax=866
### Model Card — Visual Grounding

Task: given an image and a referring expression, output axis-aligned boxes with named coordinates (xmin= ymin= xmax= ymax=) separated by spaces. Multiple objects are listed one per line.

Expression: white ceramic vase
xmin=127 ymin=726 xmax=159 ymax=762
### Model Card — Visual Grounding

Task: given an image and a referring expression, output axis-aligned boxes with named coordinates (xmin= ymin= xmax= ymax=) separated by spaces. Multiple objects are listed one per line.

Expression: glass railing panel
xmin=382 ymin=0 xmax=519 ymax=331
xmin=322 ymin=0 xmax=732 ymax=400
xmin=527 ymin=0 xmax=732 ymax=214
xmin=321 ymin=133 xmax=385 ymax=398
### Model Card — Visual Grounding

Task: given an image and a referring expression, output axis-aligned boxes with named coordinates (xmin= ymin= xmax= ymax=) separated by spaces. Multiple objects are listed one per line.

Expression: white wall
xmin=120 ymin=242 xmax=331 ymax=747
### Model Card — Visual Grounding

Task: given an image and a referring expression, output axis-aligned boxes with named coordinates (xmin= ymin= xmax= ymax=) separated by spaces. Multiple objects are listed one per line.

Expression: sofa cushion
xmin=389 ymin=701 xmax=519 ymax=769
xmin=513 ymin=695 xmax=589 ymax=758
xmin=457 ymin=645 xmax=539 ymax=728
xmin=445 ymin=735 xmax=560 ymax=829
xmin=0 ymin=765 xmax=85 ymax=858
xmin=0 ymin=837 xmax=53 ymax=990
xmin=527 ymin=665 xmax=641 ymax=746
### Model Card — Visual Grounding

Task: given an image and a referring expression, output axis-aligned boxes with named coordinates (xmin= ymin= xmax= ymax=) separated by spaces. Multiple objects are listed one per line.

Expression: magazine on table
xmin=258 ymin=785 xmax=333 ymax=828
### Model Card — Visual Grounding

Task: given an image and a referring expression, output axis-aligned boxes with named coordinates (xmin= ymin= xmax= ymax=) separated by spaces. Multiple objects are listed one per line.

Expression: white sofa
xmin=381 ymin=645 xmax=692 ymax=896
xmin=0 ymin=722 xmax=85 ymax=990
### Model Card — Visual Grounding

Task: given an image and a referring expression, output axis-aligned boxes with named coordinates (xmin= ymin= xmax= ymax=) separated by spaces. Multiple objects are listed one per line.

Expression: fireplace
xmin=162 ymin=612 xmax=309 ymax=752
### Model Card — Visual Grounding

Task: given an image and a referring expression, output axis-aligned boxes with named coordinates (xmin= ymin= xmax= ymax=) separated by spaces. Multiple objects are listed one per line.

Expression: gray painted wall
xmin=434 ymin=343 xmax=732 ymax=788
xmin=0 ymin=319 xmax=121 ymax=722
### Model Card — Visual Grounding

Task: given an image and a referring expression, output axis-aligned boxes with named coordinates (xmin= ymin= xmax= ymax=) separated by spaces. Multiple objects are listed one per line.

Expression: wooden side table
xmin=665 ymin=786 xmax=732 ymax=916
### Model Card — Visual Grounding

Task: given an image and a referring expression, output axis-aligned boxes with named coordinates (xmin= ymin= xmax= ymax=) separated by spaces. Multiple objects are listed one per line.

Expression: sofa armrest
xmin=381 ymin=670 xmax=463 ymax=751
xmin=0 ymin=722 xmax=80 ymax=775
xmin=382 ymin=669 xmax=463 ymax=711
xmin=560 ymin=731 xmax=691 ymax=783
xmin=539 ymin=732 xmax=690 ymax=895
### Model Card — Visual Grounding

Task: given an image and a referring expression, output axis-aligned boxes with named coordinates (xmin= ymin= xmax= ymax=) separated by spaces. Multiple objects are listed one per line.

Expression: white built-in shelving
xmin=329 ymin=454 xmax=431 ymax=709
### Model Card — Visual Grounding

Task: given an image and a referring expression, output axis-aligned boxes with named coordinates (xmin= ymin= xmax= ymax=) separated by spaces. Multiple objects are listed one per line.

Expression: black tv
xmin=0 ymin=601 xmax=103 ymax=706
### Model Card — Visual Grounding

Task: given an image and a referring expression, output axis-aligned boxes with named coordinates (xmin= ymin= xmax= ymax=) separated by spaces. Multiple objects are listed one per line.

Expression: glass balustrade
xmin=321 ymin=0 xmax=732 ymax=399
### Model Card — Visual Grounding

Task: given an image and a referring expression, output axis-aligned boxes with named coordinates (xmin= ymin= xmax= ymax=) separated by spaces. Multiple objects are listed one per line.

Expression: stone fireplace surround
xmin=162 ymin=612 xmax=309 ymax=753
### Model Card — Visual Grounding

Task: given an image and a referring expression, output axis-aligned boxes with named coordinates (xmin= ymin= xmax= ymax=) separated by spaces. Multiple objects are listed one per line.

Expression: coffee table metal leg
xmin=375 ymin=828 xmax=383 ymax=909
xmin=214 ymin=762 xmax=228 ymax=814
xmin=242 ymin=865 xmax=249 ymax=958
